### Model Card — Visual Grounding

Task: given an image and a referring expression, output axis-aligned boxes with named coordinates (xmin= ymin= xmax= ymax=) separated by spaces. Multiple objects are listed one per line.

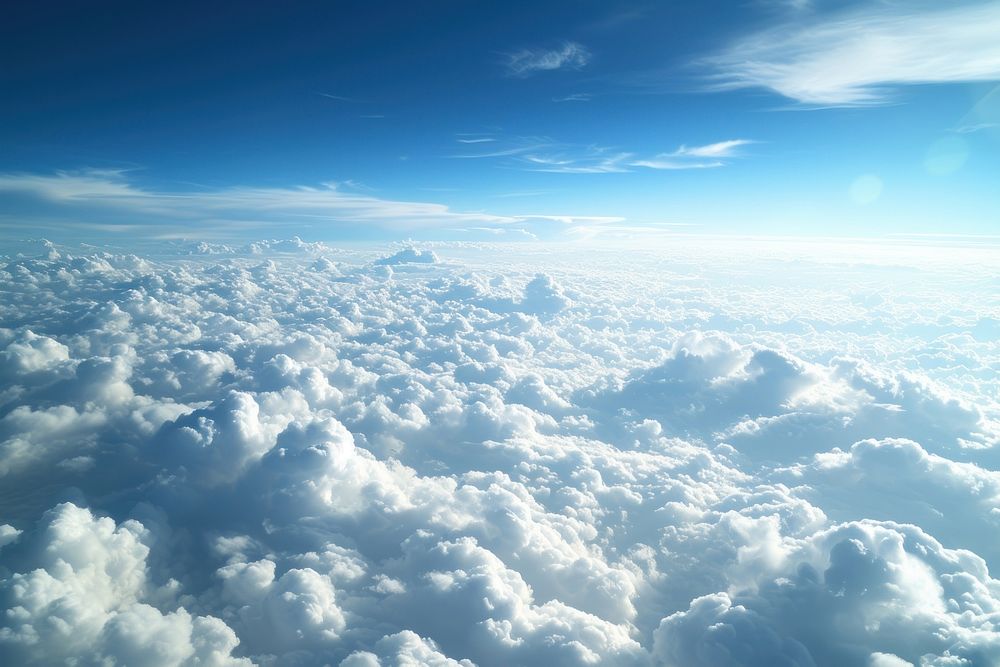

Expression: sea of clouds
xmin=0 ymin=237 xmax=998 ymax=666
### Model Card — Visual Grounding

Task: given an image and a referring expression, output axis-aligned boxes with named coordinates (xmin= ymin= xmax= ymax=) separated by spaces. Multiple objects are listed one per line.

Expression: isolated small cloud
xmin=674 ymin=139 xmax=756 ymax=158
xmin=0 ymin=525 xmax=21 ymax=549
xmin=505 ymin=41 xmax=591 ymax=77
xmin=374 ymin=247 xmax=441 ymax=266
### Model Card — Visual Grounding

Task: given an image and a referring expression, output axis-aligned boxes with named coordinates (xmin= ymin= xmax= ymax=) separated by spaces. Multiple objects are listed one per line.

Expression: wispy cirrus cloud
xmin=0 ymin=169 xmax=616 ymax=239
xmin=952 ymin=122 xmax=998 ymax=134
xmin=522 ymin=149 xmax=632 ymax=174
xmin=317 ymin=92 xmax=363 ymax=103
xmin=631 ymin=139 xmax=757 ymax=170
xmin=705 ymin=2 xmax=1000 ymax=106
xmin=504 ymin=41 xmax=591 ymax=78
xmin=450 ymin=136 xmax=755 ymax=173
xmin=449 ymin=144 xmax=546 ymax=159
xmin=673 ymin=139 xmax=757 ymax=158
xmin=448 ymin=136 xmax=628 ymax=172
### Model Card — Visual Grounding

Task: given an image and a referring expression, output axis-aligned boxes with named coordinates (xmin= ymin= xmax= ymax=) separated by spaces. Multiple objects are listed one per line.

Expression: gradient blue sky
xmin=1 ymin=0 xmax=999 ymax=243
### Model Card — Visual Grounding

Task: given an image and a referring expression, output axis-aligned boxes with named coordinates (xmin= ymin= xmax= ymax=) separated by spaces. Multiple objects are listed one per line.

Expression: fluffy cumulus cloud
xmin=0 ymin=503 xmax=249 ymax=666
xmin=0 ymin=238 xmax=998 ymax=665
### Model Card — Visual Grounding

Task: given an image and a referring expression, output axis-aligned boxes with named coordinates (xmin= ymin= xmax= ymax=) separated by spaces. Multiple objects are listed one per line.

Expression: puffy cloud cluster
xmin=375 ymin=247 xmax=441 ymax=266
xmin=0 ymin=503 xmax=248 ymax=666
xmin=0 ymin=239 xmax=998 ymax=665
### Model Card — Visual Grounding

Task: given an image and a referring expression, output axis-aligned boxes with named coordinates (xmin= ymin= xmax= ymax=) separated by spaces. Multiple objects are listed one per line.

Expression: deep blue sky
xmin=1 ymin=0 xmax=999 ymax=243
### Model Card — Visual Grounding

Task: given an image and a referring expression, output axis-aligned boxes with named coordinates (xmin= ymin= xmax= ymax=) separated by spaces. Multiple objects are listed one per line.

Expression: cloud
xmin=523 ymin=150 xmax=633 ymax=174
xmin=0 ymin=238 xmax=998 ymax=664
xmin=448 ymin=141 xmax=551 ymax=160
xmin=504 ymin=41 xmax=591 ymax=77
xmin=705 ymin=2 xmax=1000 ymax=105
xmin=341 ymin=630 xmax=474 ymax=666
xmin=0 ymin=169 xmax=616 ymax=240
xmin=783 ymin=438 xmax=1000 ymax=569
xmin=654 ymin=520 xmax=1000 ymax=665
xmin=653 ymin=592 xmax=816 ymax=666
xmin=0 ymin=170 xmax=517 ymax=231
xmin=374 ymin=247 xmax=441 ymax=266
xmin=672 ymin=139 xmax=757 ymax=158
xmin=630 ymin=139 xmax=755 ymax=170
xmin=0 ymin=525 xmax=21 ymax=549
xmin=318 ymin=93 xmax=365 ymax=103
xmin=451 ymin=136 xmax=754 ymax=173
xmin=0 ymin=503 xmax=249 ymax=665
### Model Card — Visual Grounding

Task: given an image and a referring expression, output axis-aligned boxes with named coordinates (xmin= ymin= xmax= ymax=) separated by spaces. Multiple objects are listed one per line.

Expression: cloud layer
xmin=0 ymin=238 xmax=998 ymax=665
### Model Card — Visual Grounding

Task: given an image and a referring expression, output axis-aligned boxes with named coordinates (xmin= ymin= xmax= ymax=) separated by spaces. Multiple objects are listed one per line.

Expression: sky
xmin=1 ymin=0 xmax=999 ymax=243
xmin=3 ymin=4 xmax=1000 ymax=663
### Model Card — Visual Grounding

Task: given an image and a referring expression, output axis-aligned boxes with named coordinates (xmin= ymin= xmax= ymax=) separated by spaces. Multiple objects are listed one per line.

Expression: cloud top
xmin=0 ymin=239 xmax=997 ymax=664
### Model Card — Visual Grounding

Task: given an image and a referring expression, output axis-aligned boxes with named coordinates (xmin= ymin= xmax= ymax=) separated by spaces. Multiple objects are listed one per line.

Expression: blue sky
xmin=1 ymin=0 xmax=999 ymax=243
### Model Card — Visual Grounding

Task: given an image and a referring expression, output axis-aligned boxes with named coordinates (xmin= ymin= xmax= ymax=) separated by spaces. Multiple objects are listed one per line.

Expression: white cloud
xmin=630 ymin=139 xmax=756 ymax=170
xmin=0 ymin=525 xmax=21 ymax=549
xmin=654 ymin=519 xmax=1000 ymax=665
xmin=0 ymin=238 xmax=998 ymax=664
xmin=653 ymin=592 xmax=816 ymax=666
xmin=453 ymin=136 xmax=754 ymax=173
xmin=522 ymin=150 xmax=633 ymax=174
xmin=374 ymin=247 xmax=440 ymax=266
xmin=706 ymin=2 xmax=1000 ymax=105
xmin=341 ymin=630 xmax=474 ymax=666
xmin=672 ymin=139 xmax=756 ymax=158
xmin=0 ymin=170 xmax=519 ymax=234
xmin=784 ymin=437 xmax=1000 ymax=569
xmin=505 ymin=42 xmax=591 ymax=77
xmin=0 ymin=170 xmax=616 ymax=240
xmin=0 ymin=503 xmax=249 ymax=666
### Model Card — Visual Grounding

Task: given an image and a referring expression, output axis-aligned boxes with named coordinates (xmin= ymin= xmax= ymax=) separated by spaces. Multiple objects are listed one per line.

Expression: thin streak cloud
xmin=0 ymin=170 xmax=612 ymax=237
xmin=630 ymin=139 xmax=756 ymax=170
xmin=523 ymin=152 xmax=632 ymax=174
xmin=674 ymin=139 xmax=757 ymax=158
xmin=448 ymin=137 xmax=754 ymax=173
xmin=317 ymin=92 xmax=364 ymax=103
